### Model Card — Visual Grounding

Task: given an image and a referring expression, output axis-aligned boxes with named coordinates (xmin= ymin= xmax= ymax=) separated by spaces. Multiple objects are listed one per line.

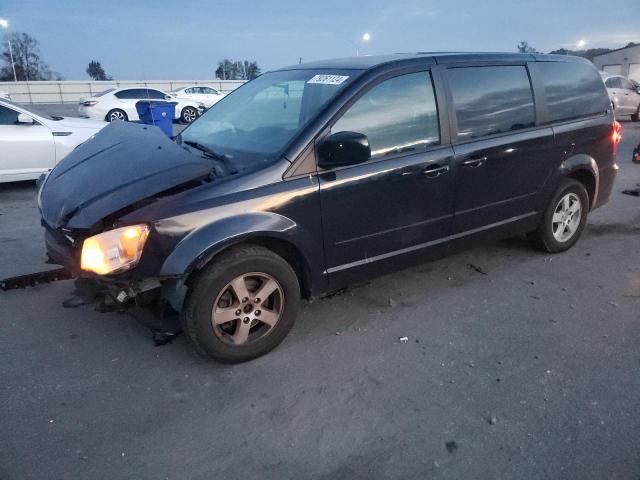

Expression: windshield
xmin=0 ymin=98 xmax=59 ymax=120
xmin=180 ymin=69 xmax=359 ymax=166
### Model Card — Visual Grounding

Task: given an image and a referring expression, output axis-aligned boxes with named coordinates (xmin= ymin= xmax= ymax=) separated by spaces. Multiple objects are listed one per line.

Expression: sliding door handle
xmin=462 ymin=156 xmax=487 ymax=168
xmin=422 ymin=164 xmax=450 ymax=178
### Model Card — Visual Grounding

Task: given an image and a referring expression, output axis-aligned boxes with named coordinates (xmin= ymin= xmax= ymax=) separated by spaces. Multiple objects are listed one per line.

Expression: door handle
xmin=422 ymin=164 xmax=450 ymax=178
xmin=461 ymin=156 xmax=487 ymax=168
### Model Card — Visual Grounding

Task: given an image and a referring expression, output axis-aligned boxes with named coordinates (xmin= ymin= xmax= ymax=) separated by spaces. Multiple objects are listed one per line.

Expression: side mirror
xmin=318 ymin=131 xmax=370 ymax=169
xmin=17 ymin=113 xmax=34 ymax=125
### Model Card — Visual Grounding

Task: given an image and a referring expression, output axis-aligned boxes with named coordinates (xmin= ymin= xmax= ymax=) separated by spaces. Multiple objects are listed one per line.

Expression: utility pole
xmin=8 ymin=38 xmax=17 ymax=81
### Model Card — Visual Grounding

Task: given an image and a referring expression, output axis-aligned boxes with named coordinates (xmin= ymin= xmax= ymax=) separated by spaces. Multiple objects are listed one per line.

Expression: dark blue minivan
xmin=39 ymin=52 xmax=619 ymax=362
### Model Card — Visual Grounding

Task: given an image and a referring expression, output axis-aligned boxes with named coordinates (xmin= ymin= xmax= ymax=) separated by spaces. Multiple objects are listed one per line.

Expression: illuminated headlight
xmin=80 ymin=225 xmax=149 ymax=275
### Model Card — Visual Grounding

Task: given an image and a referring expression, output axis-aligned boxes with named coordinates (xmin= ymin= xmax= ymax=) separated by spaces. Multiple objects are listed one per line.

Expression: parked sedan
xmin=170 ymin=86 xmax=226 ymax=108
xmin=78 ymin=87 xmax=205 ymax=124
xmin=601 ymin=72 xmax=640 ymax=121
xmin=0 ymin=98 xmax=106 ymax=183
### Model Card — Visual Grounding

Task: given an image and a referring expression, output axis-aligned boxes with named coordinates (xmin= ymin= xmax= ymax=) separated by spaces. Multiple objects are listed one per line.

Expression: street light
xmin=351 ymin=32 xmax=371 ymax=56
xmin=0 ymin=17 xmax=17 ymax=82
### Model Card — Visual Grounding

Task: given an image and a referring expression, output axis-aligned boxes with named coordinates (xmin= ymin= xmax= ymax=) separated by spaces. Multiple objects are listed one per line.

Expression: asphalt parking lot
xmin=1 ymin=120 xmax=639 ymax=479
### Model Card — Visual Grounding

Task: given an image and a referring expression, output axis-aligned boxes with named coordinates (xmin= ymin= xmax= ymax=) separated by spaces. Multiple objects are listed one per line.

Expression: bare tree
xmin=1 ymin=32 xmax=57 ymax=81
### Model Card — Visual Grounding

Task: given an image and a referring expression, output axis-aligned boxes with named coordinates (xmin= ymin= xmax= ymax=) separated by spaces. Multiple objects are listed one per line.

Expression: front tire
xmin=181 ymin=106 xmax=199 ymax=124
xmin=183 ymin=245 xmax=300 ymax=363
xmin=106 ymin=109 xmax=128 ymax=122
xmin=528 ymin=178 xmax=589 ymax=253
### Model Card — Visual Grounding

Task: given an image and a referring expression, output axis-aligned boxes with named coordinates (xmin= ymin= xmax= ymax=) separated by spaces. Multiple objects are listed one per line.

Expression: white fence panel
xmin=0 ymin=80 xmax=246 ymax=104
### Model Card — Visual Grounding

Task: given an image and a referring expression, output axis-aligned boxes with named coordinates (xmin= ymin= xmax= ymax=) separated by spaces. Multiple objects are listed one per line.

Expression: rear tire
xmin=183 ymin=245 xmax=300 ymax=363
xmin=106 ymin=109 xmax=127 ymax=122
xmin=631 ymin=108 xmax=639 ymax=122
xmin=181 ymin=106 xmax=199 ymax=124
xmin=528 ymin=178 xmax=589 ymax=253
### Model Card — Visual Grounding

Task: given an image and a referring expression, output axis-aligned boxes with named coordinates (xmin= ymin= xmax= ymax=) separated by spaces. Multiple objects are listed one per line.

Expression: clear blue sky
xmin=1 ymin=0 xmax=638 ymax=80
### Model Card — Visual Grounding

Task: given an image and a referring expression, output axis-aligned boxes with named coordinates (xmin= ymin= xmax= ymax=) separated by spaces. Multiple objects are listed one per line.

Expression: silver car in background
xmin=601 ymin=72 xmax=640 ymax=121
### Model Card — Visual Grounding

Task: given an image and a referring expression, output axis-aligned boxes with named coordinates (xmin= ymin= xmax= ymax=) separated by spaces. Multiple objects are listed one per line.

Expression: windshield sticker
xmin=307 ymin=75 xmax=350 ymax=85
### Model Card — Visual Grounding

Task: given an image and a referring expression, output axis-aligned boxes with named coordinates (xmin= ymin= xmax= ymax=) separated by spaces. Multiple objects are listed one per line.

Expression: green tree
xmin=517 ymin=41 xmax=539 ymax=54
xmin=86 ymin=60 xmax=112 ymax=80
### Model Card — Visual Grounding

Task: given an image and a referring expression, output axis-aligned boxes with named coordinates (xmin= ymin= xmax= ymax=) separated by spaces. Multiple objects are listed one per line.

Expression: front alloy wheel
xmin=212 ymin=273 xmax=284 ymax=346
xmin=183 ymin=245 xmax=300 ymax=363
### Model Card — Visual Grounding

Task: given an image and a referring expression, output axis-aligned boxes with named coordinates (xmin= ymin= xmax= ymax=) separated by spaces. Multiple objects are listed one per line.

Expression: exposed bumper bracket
xmin=0 ymin=268 xmax=73 ymax=291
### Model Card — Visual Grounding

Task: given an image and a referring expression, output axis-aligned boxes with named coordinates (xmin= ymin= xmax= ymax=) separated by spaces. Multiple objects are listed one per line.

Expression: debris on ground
xmin=399 ymin=336 xmax=409 ymax=344
xmin=621 ymin=189 xmax=640 ymax=197
xmin=445 ymin=441 xmax=459 ymax=453
xmin=468 ymin=263 xmax=488 ymax=275
xmin=488 ymin=416 xmax=497 ymax=425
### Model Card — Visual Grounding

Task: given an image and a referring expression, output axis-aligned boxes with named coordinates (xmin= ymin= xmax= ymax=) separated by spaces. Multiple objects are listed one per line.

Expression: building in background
xmin=593 ymin=44 xmax=640 ymax=81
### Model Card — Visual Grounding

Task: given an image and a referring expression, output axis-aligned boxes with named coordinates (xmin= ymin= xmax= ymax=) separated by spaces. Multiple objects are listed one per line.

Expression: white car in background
xmin=170 ymin=86 xmax=226 ymax=108
xmin=0 ymin=98 xmax=107 ymax=183
xmin=600 ymin=72 xmax=640 ymax=122
xmin=78 ymin=87 xmax=205 ymax=124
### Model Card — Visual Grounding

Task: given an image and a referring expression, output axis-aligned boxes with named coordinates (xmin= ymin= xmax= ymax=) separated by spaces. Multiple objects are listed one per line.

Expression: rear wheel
xmin=631 ymin=107 xmax=639 ymax=122
xmin=183 ymin=245 xmax=300 ymax=363
xmin=106 ymin=109 xmax=127 ymax=122
xmin=528 ymin=178 xmax=589 ymax=253
xmin=181 ymin=106 xmax=199 ymax=123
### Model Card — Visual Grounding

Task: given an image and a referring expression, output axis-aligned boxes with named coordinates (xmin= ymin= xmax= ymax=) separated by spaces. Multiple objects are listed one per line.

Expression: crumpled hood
xmin=40 ymin=121 xmax=213 ymax=230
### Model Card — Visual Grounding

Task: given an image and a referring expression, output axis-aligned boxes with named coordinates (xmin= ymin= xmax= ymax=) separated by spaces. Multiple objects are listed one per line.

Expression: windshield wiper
xmin=183 ymin=140 xmax=238 ymax=174
xmin=183 ymin=140 xmax=225 ymax=160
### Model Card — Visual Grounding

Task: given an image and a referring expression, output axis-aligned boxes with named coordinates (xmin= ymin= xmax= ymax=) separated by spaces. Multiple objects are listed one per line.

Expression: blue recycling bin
xmin=135 ymin=101 xmax=176 ymax=137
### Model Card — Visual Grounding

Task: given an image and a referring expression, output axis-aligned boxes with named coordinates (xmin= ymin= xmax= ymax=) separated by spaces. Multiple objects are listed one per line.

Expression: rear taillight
xmin=82 ymin=101 xmax=98 ymax=107
xmin=612 ymin=120 xmax=622 ymax=155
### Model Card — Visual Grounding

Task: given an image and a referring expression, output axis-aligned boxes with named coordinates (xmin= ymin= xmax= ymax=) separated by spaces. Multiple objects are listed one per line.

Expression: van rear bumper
xmin=593 ymin=163 xmax=617 ymax=210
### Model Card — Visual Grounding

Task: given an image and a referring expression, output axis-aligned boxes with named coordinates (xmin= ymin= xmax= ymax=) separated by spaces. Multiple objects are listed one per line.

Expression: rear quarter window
xmin=538 ymin=62 xmax=609 ymax=123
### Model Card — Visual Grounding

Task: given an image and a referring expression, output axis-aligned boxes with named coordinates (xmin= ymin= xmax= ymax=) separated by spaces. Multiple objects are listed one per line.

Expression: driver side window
xmin=0 ymin=105 xmax=19 ymax=125
xmin=332 ymin=71 xmax=440 ymax=159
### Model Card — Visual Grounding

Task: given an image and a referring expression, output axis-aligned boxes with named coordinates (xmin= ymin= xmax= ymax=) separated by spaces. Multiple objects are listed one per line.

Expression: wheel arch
xmin=159 ymin=213 xmax=318 ymax=305
xmin=559 ymin=154 xmax=599 ymax=209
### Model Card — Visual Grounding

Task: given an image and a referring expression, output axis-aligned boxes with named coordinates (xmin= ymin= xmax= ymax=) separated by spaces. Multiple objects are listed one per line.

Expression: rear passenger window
xmin=448 ymin=66 xmax=535 ymax=140
xmin=115 ymin=89 xmax=136 ymax=99
xmin=538 ymin=62 xmax=609 ymax=122
xmin=145 ymin=89 xmax=166 ymax=99
xmin=332 ymin=71 xmax=440 ymax=158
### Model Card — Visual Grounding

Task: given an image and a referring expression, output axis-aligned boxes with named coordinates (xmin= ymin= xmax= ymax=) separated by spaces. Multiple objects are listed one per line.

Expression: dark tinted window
xmin=620 ymin=77 xmax=635 ymax=90
xmin=448 ymin=66 xmax=535 ymax=140
xmin=538 ymin=62 xmax=609 ymax=122
xmin=605 ymin=77 xmax=621 ymax=88
xmin=145 ymin=89 xmax=166 ymax=99
xmin=0 ymin=105 xmax=19 ymax=125
xmin=115 ymin=89 xmax=140 ymax=99
xmin=332 ymin=71 xmax=440 ymax=158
